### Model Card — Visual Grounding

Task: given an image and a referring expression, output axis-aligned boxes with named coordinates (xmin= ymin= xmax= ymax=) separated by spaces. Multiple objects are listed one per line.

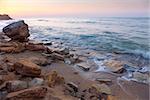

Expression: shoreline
xmin=0 ymin=19 xmax=149 ymax=100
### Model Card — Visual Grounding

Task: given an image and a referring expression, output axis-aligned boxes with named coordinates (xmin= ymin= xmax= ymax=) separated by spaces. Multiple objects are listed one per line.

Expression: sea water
xmin=0 ymin=17 xmax=149 ymax=61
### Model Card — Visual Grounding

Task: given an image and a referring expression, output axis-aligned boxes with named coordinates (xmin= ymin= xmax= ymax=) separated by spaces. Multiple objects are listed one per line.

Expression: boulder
xmin=13 ymin=59 xmax=41 ymax=77
xmin=6 ymin=80 xmax=28 ymax=92
xmin=25 ymin=43 xmax=46 ymax=51
xmin=28 ymin=78 xmax=44 ymax=87
xmin=89 ymin=84 xmax=111 ymax=95
xmin=3 ymin=20 xmax=30 ymax=42
xmin=103 ymin=60 xmax=125 ymax=73
xmin=0 ymin=14 xmax=12 ymax=20
xmin=6 ymin=86 xmax=48 ymax=100
xmin=76 ymin=62 xmax=91 ymax=71
xmin=47 ymin=71 xmax=64 ymax=87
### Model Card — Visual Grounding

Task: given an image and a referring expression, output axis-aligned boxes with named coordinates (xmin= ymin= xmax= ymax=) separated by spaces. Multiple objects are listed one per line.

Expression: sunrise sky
xmin=0 ymin=0 xmax=149 ymax=18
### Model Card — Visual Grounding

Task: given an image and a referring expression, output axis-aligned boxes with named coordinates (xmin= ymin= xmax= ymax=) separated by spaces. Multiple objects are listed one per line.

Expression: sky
xmin=0 ymin=0 xmax=149 ymax=18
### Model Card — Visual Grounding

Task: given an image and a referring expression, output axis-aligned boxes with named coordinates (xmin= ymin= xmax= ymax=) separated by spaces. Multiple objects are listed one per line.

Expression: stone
xmin=6 ymin=80 xmax=28 ymax=92
xmin=95 ymin=78 xmax=112 ymax=84
xmin=132 ymin=72 xmax=149 ymax=83
xmin=6 ymin=86 xmax=48 ymax=100
xmin=89 ymin=84 xmax=111 ymax=95
xmin=28 ymin=78 xmax=44 ymax=87
xmin=47 ymin=71 xmax=64 ymax=87
xmin=103 ymin=60 xmax=125 ymax=73
xmin=3 ymin=20 xmax=30 ymax=42
xmin=76 ymin=62 xmax=91 ymax=71
xmin=59 ymin=48 xmax=69 ymax=55
xmin=29 ymin=57 xmax=51 ymax=66
xmin=25 ymin=43 xmax=46 ymax=51
xmin=66 ymin=82 xmax=78 ymax=93
xmin=51 ymin=53 xmax=65 ymax=61
xmin=0 ymin=42 xmax=25 ymax=53
xmin=13 ymin=59 xmax=41 ymax=77
xmin=0 ymin=47 xmax=16 ymax=53
xmin=0 ymin=14 xmax=12 ymax=20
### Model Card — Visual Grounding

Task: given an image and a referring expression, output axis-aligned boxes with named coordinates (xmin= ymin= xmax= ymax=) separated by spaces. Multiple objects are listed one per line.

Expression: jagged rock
xmin=25 ymin=43 xmax=46 ymax=51
xmin=6 ymin=86 xmax=48 ymax=100
xmin=47 ymin=71 xmax=64 ymax=87
xmin=0 ymin=14 xmax=12 ymax=20
xmin=89 ymin=84 xmax=111 ymax=95
xmin=28 ymin=78 xmax=44 ymax=87
xmin=13 ymin=59 xmax=41 ymax=77
xmin=29 ymin=57 xmax=51 ymax=66
xmin=103 ymin=60 xmax=125 ymax=73
xmin=6 ymin=80 xmax=28 ymax=92
xmin=64 ymin=82 xmax=78 ymax=96
xmin=3 ymin=20 xmax=30 ymax=42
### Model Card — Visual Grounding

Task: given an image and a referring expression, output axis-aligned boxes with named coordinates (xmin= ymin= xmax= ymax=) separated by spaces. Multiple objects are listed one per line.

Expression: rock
xmin=58 ymin=48 xmax=69 ymax=55
xmin=3 ymin=20 xmax=30 ymax=42
xmin=13 ymin=59 xmax=41 ymax=77
xmin=132 ymin=72 xmax=149 ymax=83
xmin=0 ymin=14 xmax=12 ymax=20
xmin=3 ymin=55 xmax=16 ymax=63
xmin=6 ymin=86 xmax=48 ymax=100
xmin=0 ymin=76 xmax=4 ymax=85
xmin=95 ymin=78 xmax=112 ymax=84
xmin=28 ymin=78 xmax=44 ymax=87
xmin=103 ymin=60 xmax=125 ymax=73
xmin=89 ymin=84 xmax=111 ymax=95
xmin=76 ymin=62 xmax=91 ymax=71
xmin=0 ymin=47 xmax=16 ymax=53
xmin=6 ymin=80 xmax=28 ymax=92
xmin=25 ymin=43 xmax=46 ymax=51
xmin=51 ymin=53 xmax=65 ymax=61
xmin=0 ymin=42 xmax=25 ymax=53
xmin=65 ymin=82 xmax=78 ymax=94
xmin=47 ymin=71 xmax=64 ymax=87
xmin=29 ymin=57 xmax=51 ymax=66
xmin=0 ymin=91 xmax=7 ymax=100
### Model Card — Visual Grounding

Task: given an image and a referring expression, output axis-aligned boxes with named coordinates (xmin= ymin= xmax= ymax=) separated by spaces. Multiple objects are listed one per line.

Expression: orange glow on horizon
xmin=0 ymin=0 xmax=148 ymax=18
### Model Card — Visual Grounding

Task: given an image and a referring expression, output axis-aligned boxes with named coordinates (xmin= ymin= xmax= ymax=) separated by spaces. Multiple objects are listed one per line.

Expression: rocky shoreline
xmin=0 ymin=20 xmax=149 ymax=100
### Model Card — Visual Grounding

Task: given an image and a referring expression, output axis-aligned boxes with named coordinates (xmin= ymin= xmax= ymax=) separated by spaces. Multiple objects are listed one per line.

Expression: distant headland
xmin=0 ymin=14 xmax=12 ymax=20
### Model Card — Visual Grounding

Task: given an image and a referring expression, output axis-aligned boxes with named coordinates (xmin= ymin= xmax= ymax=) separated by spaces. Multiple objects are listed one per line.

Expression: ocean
xmin=0 ymin=17 xmax=149 ymax=59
